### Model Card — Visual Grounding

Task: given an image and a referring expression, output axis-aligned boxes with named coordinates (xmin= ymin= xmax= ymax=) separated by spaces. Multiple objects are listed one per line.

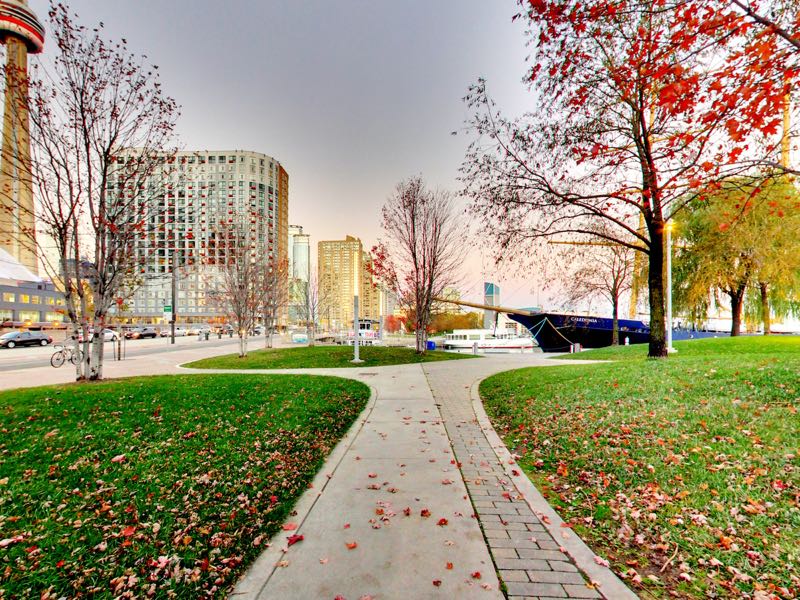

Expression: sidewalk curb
xmin=231 ymin=381 xmax=379 ymax=598
xmin=468 ymin=378 xmax=639 ymax=600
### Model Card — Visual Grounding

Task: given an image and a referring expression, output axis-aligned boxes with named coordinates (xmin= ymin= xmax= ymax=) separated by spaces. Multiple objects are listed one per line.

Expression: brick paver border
xmin=423 ymin=362 xmax=638 ymax=600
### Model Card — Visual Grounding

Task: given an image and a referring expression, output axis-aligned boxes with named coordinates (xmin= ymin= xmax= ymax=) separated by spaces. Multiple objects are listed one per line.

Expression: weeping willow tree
xmin=674 ymin=177 xmax=800 ymax=335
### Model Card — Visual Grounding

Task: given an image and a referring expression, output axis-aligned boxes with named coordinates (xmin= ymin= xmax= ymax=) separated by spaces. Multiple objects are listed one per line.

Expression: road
xmin=0 ymin=335 xmax=249 ymax=371
xmin=0 ymin=334 xmax=293 ymax=390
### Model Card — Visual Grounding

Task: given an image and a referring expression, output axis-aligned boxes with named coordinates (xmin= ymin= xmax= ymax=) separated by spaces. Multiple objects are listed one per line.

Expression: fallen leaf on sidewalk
xmin=346 ymin=541 xmax=358 ymax=550
xmin=286 ymin=534 xmax=303 ymax=547
xmin=319 ymin=558 xmax=328 ymax=564
xmin=432 ymin=580 xmax=442 ymax=587
xmin=594 ymin=556 xmax=610 ymax=567
xmin=282 ymin=523 xmax=298 ymax=531
xmin=437 ymin=518 xmax=448 ymax=526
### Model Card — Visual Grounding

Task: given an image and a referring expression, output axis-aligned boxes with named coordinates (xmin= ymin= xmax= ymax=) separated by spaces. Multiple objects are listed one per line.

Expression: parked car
xmin=79 ymin=328 xmax=120 ymax=343
xmin=188 ymin=325 xmax=212 ymax=336
xmin=252 ymin=326 xmax=264 ymax=336
xmin=0 ymin=330 xmax=53 ymax=348
xmin=160 ymin=326 xmax=188 ymax=337
xmin=126 ymin=327 xmax=158 ymax=340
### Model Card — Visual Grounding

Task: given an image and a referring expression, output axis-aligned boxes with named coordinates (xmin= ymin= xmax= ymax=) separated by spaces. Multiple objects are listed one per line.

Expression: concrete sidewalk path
xmin=230 ymin=354 xmax=637 ymax=600
xmin=233 ymin=363 xmax=502 ymax=599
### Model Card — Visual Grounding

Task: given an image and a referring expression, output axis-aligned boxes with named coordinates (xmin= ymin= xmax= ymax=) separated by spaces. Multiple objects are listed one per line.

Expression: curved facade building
xmin=0 ymin=0 xmax=44 ymax=276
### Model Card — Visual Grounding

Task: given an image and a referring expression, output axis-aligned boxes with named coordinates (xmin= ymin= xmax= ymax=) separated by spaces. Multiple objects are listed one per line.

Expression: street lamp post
xmin=352 ymin=292 xmax=363 ymax=363
xmin=170 ymin=249 xmax=177 ymax=345
xmin=666 ymin=221 xmax=676 ymax=353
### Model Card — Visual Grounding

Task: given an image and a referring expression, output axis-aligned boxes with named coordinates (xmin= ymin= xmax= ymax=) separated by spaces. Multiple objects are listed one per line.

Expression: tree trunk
xmin=89 ymin=334 xmax=104 ymax=380
xmin=308 ymin=323 xmax=315 ymax=347
xmin=266 ymin=323 xmax=274 ymax=348
xmin=728 ymin=285 xmax=746 ymax=336
xmin=71 ymin=328 xmax=83 ymax=381
xmin=647 ymin=224 xmax=667 ymax=358
xmin=238 ymin=334 xmax=246 ymax=358
xmin=759 ymin=281 xmax=770 ymax=335
xmin=611 ymin=298 xmax=619 ymax=346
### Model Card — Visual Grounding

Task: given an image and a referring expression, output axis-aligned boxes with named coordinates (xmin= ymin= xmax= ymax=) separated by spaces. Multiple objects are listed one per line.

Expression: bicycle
xmin=50 ymin=344 xmax=84 ymax=368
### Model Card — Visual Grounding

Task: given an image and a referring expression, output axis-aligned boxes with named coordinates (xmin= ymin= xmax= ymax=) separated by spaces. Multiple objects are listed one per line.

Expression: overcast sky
xmin=28 ymin=0 xmax=543 ymax=306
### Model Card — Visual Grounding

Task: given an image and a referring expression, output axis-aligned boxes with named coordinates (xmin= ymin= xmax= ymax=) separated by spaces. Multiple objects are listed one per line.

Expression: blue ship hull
xmin=508 ymin=312 xmax=651 ymax=353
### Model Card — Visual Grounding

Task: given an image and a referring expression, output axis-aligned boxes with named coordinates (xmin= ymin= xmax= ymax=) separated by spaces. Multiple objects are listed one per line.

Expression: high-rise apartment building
xmin=318 ymin=235 xmax=383 ymax=330
xmin=117 ymin=149 xmax=288 ymax=323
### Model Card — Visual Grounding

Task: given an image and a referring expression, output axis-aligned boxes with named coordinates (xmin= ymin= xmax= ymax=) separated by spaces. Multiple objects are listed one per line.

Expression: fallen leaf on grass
xmin=111 ymin=454 xmax=126 ymax=463
xmin=122 ymin=526 xmax=136 ymax=537
xmin=0 ymin=535 xmax=24 ymax=548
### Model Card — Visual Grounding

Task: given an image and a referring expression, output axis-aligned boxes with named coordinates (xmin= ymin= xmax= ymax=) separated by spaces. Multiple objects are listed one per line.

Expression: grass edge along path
xmin=183 ymin=344 xmax=476 ymax=370
xmin=0 ymin=373 xmax=370 ymax=598
xmin=479 ymin=336 xmax=799 ymax=599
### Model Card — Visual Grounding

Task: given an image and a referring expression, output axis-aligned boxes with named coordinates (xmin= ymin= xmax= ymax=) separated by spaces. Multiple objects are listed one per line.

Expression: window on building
xmin=19 ymin=294 xmax=30 ymax=304
xmin=2 ymin=292 xmax=14 ymax=303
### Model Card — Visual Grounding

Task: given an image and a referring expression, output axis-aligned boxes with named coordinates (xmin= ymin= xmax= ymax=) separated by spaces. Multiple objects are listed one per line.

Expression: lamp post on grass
xmin=666 ymin=220 xmax=676 ymax=353
xmin=352 ymin=259 xmax=363 ymax=364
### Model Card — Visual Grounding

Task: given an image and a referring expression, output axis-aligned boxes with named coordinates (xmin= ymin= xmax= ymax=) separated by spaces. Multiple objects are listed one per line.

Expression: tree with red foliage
xmin=462 ymin=0 xmax=794 ymax=357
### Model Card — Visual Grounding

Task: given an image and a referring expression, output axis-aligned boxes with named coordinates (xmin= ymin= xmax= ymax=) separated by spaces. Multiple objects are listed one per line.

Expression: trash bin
xmin=229 ymin=331 xmax=233 ymax=338
xmin=426 ymin=340 xmax=436 ymax=351
xmin=204 ymin=331 xmax=210 ymax=341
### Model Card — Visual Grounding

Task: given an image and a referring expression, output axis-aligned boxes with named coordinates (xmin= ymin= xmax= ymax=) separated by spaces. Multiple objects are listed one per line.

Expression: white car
xmin=160 ymin=326 xmax=188 ymax=337
xmin=86 ymin=328 xmax=120 ymax=342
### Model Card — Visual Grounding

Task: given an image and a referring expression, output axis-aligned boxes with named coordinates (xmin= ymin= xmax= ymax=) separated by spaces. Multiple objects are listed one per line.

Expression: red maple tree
xmin=462 ymin=0 xmax=795 ymax=357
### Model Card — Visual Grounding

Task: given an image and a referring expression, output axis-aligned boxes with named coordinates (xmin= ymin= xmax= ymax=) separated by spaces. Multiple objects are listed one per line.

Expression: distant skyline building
xmin=483 ymin=281 xmax=500 ymax=329
xmin=288 ymin=225 xmax=310 ymax=282
xmin=287 ymin=224 xmax=310 ymax=323
xmin=318 ymin=235 xmax=382 ymax=330
xmin=119 ymin=149 xmax=288 ymax=323
xmin=0 ymin=0 xmax=45 ymax=276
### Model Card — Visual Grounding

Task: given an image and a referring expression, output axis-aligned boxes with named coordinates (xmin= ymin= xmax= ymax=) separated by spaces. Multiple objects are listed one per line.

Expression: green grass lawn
xmin=0 ymin=374 xmax=369 ymax=598
xmin=183 ymin=344 xmax=476 ymax=370
xmin=480 ymin=336 xmax=799 ymax=599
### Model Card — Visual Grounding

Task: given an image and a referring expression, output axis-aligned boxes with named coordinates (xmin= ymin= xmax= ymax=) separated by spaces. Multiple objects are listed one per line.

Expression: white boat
xmin=442 ymin=328 xmax=537 ymax=352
